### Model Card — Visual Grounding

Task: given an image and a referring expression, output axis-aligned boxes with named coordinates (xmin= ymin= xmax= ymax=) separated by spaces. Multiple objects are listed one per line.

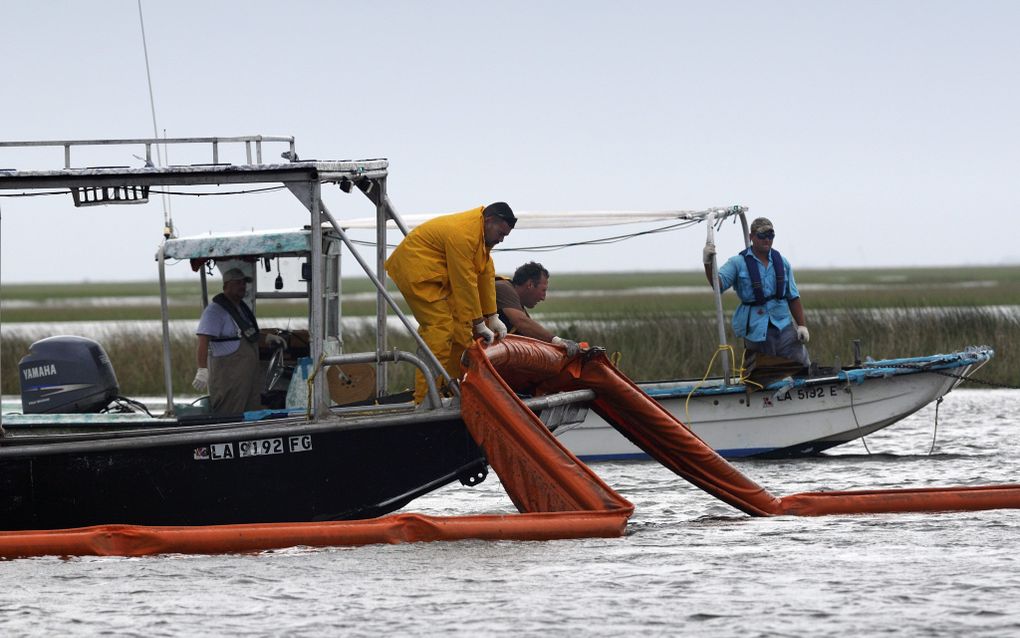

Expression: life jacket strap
xmin=212 ymin=293 xmax=261 ymax=343
xmin=740 ymin=247 xmax=786 ymax=306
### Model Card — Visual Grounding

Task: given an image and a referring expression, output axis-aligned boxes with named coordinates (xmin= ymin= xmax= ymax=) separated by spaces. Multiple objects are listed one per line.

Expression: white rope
xmin=339 ymin=207 xmax=746 ymax=230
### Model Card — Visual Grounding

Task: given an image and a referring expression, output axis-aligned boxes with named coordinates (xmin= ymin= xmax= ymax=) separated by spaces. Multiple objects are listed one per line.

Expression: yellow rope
xmin=610 ymin=351 xmax=622 ymax=367
xmin=305 ymin=353 xmax=327 ymax=419
xmin=683 ymin=344 xmax=738 ymax=422
xmin=736 ymin=349 xmax=765 ymax=391
xmin=680 ymin=344 xmax=769 ymax=421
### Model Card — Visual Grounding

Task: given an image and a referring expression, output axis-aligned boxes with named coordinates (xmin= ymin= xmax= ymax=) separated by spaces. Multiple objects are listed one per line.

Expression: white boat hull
xmin=557 ymin=349 xmax=991 ymax=460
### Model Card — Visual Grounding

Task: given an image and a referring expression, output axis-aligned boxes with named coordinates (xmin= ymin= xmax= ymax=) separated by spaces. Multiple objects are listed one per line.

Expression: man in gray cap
xmin=703 ymin=217 xmax=810 ymax=368
xmin=193 ymin=267 xmax=285 ymax=415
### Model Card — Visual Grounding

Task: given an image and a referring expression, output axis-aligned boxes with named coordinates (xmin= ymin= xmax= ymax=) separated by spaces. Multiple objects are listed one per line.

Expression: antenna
xmin=0 ymin=200 xmax=4 ymax=433
xmin=137 ymin=0 xmax=174 ymax=238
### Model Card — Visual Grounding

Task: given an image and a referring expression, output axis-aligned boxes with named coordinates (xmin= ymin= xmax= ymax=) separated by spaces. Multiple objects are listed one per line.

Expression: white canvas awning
xmin=338 ymin=207 xmax=746 ymax=230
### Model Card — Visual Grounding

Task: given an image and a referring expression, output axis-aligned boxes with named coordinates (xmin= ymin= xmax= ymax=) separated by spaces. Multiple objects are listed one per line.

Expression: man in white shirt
xmin=192 ymin=268 xmax=278 ymax=415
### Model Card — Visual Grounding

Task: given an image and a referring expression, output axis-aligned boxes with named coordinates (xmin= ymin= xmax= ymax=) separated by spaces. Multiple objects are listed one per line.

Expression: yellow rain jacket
xmin=385 ymin=207 xmax=497 ymax=322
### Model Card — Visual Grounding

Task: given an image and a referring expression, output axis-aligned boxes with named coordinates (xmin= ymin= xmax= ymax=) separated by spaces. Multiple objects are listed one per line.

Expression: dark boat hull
xmin=0 ymin=414 xmax=486 ymax=531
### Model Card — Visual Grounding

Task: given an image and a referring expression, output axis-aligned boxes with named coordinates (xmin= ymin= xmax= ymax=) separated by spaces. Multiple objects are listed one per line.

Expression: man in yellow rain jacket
xmin=385 ymin=202 xmax=517 ymax=403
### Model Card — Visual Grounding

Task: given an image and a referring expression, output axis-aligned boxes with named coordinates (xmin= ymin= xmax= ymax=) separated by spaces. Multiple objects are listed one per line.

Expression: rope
xmin=929 ymin=370 xmax=1020 ymax=390
xmin=846 ymin=383 xmax=873 ymax=455
xmin=927 ymin=396 xmax=944 ymax=456
xmin=734 ymin=349 xmax=763 ymax=390
xmin=100 ymin=395 xmax=153 ymax=417
xmin=502 ymin=219 xmax=704 ymax=253
xmin=149 ymin=185 xmax=288 ymax=197
xmin=683 ymin=344 xmax=740 ymax=422
xmin=0 ymin=190 xmax=66 ymax=198
xmin=305 ymin=353 xmax=327 ymax=419
xmin=875 ymin=363 xmax=1020 ymax=390
xmin=841 ymin=362 xmax=1010 ymax=455
xmin=343 ymin=218 xmax=709 ymax=254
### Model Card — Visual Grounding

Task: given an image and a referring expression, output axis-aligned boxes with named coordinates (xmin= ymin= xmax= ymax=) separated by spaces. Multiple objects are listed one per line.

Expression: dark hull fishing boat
xmin=0 ymin=411 xmax=487 ymax=530
xmin=0 ymin=135 xmax=585 ymax=531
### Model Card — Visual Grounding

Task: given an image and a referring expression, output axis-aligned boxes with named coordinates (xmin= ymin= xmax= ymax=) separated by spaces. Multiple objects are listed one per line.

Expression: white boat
xmin=556 ymin=347 xmax=992 ymax=460
xmin=347 ymin=205 xmax=995 ymax=461
xmin=554 ymin=205 xmax=993 ymax=460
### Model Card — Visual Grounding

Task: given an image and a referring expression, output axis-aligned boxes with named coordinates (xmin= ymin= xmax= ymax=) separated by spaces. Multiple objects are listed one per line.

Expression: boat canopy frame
xmin=0 ymin=135 xmax=453 ymax=419
xmin=0 ymin=134 xmax=754 ymax=417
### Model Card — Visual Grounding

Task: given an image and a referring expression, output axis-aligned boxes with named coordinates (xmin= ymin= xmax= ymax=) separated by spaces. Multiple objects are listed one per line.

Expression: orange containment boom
xmin=0 ymin=338 xmax=634 ymax=559
xmin=2 ymin=336 xmax=1018 ymax=558
xmin=496 ymin=337 xmax=1020 ymax=517
xmin=0 ymin=512 xmax=628 ymax=559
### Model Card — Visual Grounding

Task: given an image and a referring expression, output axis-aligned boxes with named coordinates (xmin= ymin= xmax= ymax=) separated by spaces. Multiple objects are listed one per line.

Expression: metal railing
xmin=0 ymin=135 xmax=297 ymax=169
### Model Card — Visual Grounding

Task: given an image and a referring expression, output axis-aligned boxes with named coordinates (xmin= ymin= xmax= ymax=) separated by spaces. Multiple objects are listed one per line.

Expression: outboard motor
xmin=19 ymin=336 xmax=119 ymax=414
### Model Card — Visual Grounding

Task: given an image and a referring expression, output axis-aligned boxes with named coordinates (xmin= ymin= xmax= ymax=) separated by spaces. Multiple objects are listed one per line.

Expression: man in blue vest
xmin=703 ymin=217 xmax=810 ymax=367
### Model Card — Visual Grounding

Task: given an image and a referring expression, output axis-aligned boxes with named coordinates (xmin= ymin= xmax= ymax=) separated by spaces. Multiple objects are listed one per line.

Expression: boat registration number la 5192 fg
xmin=193 ymin=435 xmax=314 ymax=461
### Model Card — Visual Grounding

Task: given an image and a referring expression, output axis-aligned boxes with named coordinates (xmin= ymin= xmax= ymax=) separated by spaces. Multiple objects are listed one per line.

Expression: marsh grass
xmin=0 ymin=327 xmax=424 ymax=397
xmin=5 ymin=265 xmax=1020 ymax=321
xmin=3 ymin=308 xmax=1016 ymax=395
xmin=4 ymin=266 xmax=1019 ymax=395
xmin=1 ymin=330 xmax=197 ymax=397
xmin=565 ymin=307 xmax=1018 ymax=386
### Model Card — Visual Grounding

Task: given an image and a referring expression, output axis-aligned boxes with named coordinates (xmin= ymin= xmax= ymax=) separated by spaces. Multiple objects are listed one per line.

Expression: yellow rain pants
xmin=385 ymin=207 xmax=497 ymax=403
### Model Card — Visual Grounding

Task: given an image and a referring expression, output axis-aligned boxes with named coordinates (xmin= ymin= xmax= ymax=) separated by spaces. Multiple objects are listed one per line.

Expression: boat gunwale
xmin=0 ymin=389 xmax=597 ymax=457
xmin=639 ymin=348 xmax=993 ymax=399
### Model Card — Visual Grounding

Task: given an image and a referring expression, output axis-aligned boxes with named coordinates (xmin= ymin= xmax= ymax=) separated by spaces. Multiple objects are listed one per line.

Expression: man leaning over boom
xmin=385 ymin=202 xmax=517 ymax=404
xmin=495 ymin=261 xmax=581 ymax=357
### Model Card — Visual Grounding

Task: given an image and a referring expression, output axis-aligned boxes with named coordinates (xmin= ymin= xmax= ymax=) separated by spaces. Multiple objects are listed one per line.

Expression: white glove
xmin=485 ymin=314 xmax=508 ymax=340
xmin=473 ymin=321 xmax=495 ymax=344
xmin=703 ymin=241 xmax=716 ymax=265
xmin=552 ymin=336 xmax=581 ymax=357
xmin=796 ymin=325 xmax=810 ymax=344
xmin=192 ymin=368 xmax=209 ymax=392
xmin=266 ymin=333 xmax=287 ymax=349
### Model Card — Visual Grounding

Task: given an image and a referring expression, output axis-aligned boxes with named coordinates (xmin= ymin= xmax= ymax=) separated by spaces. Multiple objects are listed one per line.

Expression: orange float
xmin=499 ymin=337 xmax=1020 ymax=517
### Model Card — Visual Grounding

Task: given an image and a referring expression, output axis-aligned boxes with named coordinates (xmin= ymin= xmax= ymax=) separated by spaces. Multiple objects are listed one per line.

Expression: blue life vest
xmin=740 ymin=248 xmax=787 ymax=306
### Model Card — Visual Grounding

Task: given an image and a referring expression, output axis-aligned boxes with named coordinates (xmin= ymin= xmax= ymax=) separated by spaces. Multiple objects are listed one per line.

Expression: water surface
xmin=3 ymin=389 xmax=1018 ymax=636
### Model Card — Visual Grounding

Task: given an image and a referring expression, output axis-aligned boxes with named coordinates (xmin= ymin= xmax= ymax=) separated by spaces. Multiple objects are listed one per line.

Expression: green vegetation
xmin=0 ymin=280 xmax=196 ymax=301
xmin=2 ymin=308 xmax=1014 ymax=396
xmin=2 ymin=266 xmax=1019 ymax=395
xmin=0 ymin=327 xmax=421 ymax=397
xmin=4 ymin=265 xmax=1020 ymax=322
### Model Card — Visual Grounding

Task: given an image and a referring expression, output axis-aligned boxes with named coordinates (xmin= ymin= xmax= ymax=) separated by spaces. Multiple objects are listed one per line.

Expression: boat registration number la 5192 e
xmin=761 ymin=385 xmax=842 ymax=408
xmin=193 ymin=435 xmax=313 ymax=461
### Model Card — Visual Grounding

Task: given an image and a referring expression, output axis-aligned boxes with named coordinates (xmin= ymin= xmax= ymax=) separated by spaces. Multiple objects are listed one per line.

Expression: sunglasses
xmin=755 ymin=231 xmax=775 ymax=240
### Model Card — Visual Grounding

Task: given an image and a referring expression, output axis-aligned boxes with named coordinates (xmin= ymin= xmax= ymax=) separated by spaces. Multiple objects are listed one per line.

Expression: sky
xmin=1 ymin=0 xmax=1018 ymax=283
